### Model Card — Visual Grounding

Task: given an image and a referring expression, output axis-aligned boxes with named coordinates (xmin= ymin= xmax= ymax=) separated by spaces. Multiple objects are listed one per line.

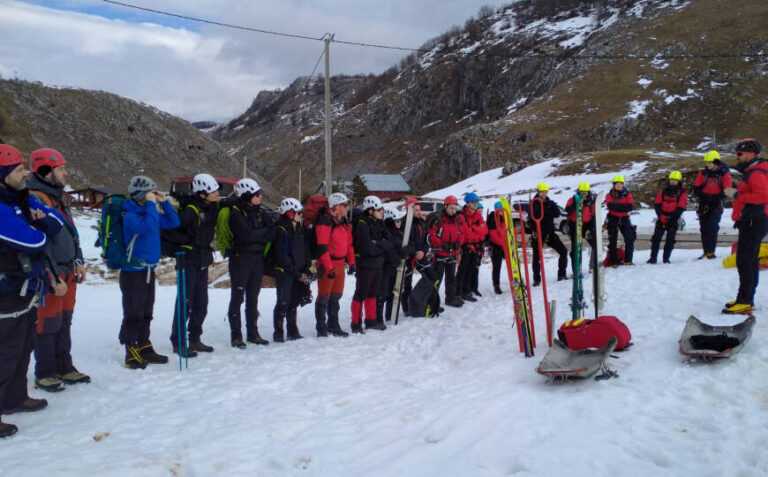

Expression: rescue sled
xmin=679 ymin=315 xmax=756 ymax=360
xmin=536 ymin=337 xmax=617 ymax=380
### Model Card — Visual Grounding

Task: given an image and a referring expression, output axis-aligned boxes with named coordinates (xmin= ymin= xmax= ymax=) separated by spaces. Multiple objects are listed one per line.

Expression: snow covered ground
xmin=2 ymin=232 xmax=766 ymax=475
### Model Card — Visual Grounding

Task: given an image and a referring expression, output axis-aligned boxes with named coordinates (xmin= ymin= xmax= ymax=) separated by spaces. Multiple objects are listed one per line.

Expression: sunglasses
xmin=736 ymin=152 xmax=747 ymax=157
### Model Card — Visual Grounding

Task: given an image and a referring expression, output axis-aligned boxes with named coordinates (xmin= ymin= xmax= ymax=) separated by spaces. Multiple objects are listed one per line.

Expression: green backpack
xmin=215 ymin=206 xmax=236 ymax=256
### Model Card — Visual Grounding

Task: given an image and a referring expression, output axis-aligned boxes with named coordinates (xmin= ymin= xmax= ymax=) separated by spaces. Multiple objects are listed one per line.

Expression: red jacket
xmin=655 ymin=185 xmax=688 ymax=225
xmin=428 ymin=212 xmax=465 ymax=258
xmin=462 ymin=207 xmax=488 ymax=245
xmin=732 ymin=159 xmax=768 ymax=222
xmin=605 ymin=189 xmax=635 ymax=218
xmin=565 ymin=194 xmax=595 ymax=224
xmin=488 ymin=210 xmax=506 ymax=248
xmin=693 ymin=162 xmax=732 ymax=199
xmin=315 ymin=213 xmax=355 ymax=272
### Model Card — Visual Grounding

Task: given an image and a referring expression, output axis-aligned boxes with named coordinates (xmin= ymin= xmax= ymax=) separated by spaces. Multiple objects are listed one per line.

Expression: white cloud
xmin=1 ymin=1 xmax=506 ymax=121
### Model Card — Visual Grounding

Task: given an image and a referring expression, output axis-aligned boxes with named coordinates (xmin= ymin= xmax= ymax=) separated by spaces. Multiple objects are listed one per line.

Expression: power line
xmin=301 ymin=42 xmax=328 ymax=91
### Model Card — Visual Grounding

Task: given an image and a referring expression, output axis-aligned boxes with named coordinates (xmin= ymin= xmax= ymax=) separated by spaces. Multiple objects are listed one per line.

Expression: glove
xmin=347 ymin=265 xmax=356 ymax=276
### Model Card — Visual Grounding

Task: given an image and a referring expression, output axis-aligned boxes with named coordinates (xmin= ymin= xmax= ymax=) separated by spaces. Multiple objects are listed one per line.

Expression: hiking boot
xmin=473 ymin=290 xmax=482 ymax=297
xmin=706 ymin=253 xmax=717 ymax=259
xmin=35 ymin=377 xmax=64 ymax=393
xmin=125 ymin=346 xmax=148 ymax=369
xmin=189 ymin=341 xmax=214 ymax=353
xmin=350 ymin=322 xmax=365 ymax=334
xmin=287 ymin=332 xmax=304 ymax=341
xmin=317 ymin=328 xmax=329 ymax=338
xmin=532 ymin=278 xmax=541 ymax=287
xmin=365 ymin=320 xmax=386 ymax=331
xmin=662 ymin=259 xmax=671 ymax=264
xmin=0 ymin=421 xmax=18 ymax=438
xmin=462 ymin=294 xmax=477 ymax=302
xmin=623 ymin=261 xmax=634 ymax=266
xmin=724 ymin=299 xmax=737 ymax=308
xmin=697 ymin=254 xmax=707 ymax=260
xmin=246 ymin=334 xmax=269 ymax=346
xmin=494 ymin=286 xmax=503 ymax=295
xmin=139 ymin=343 xmax=168 ymax=365
xmin=3 ymin=398 xmax=48 ymax=415
xmin=231 ymin=337 xmax=247 ymax=349
xmin=329 ymin=326 xmax=349 ymax=337
xmin=445 ymin=298 xmax=463 ymax=308
xmin=172 ymin=346 xmax=198 ymax=358
xmin=646 ymin=258 xmax=657 ymax=264
xmin=722 ymin=303 xmax=753 ymax=315
xmin=273 ymin=333 xmax=285 ymax=343
xmin=59 ymin=370 xmax=91 ymax=384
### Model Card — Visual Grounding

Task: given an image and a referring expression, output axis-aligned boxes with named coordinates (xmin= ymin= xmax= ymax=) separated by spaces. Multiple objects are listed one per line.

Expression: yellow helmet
xmin=577 ymin=181 xmax=591 ymax=192
xmin=703 ymin=150 xmax=720 ymax=163
xmin=612 ymin=175 xmax=625 ymax=184
xmin=669 ymin=170 xmax=683 ymax=181
xmin=537 ymin=182 xmax=550 ymax=192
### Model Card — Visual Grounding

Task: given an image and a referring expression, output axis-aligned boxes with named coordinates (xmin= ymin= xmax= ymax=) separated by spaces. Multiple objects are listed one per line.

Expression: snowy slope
xmin=2 ymin=223 xmax=766 ymax=476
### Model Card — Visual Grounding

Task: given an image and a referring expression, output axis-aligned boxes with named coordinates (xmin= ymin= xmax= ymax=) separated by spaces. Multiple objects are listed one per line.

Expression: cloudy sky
xmin=0 ymin=0 xmax=508 ymax=122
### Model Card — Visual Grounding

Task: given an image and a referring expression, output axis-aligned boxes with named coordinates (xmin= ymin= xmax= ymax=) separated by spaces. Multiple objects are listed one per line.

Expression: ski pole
xmin=531 ymin=196 xmax=553 ymax=347
xmin=175 ymin=252 xmax=184 ymax=372
xmin=181 ymin=261 xmax=188 ymax=369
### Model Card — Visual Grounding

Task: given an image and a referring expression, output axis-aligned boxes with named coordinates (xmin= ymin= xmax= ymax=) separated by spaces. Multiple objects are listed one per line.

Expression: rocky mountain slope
xmin=215 ymin=0 xmax=768 ymax=197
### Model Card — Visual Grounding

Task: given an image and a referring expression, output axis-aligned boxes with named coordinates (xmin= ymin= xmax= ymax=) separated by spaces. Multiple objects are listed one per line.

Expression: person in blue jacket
xmin=0 ymin=144 xmax=65 ymax=438
xmin=119 ymin=176 xmax=180 ymax=369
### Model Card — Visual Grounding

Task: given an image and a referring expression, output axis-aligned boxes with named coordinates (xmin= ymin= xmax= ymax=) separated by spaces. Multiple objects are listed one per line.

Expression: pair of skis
xmin=572 ymin=191 xmax=607 ymax=322
xmin=390 ymin=199 xmax=416 ymax=325
xmin=530 ymin=195 xmax=556 ymax=346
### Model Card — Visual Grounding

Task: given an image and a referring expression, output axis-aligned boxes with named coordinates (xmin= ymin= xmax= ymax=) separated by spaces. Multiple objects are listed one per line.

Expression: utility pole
xmin=324 ymin=34 xmax=334 ymax=197
xmin=298 ymin=167 xmax=302 ymax=199
xmin=479 ymin=149 xmax=483 ymax=174
xmin=242 ymin=156 xmax=248 ymax=178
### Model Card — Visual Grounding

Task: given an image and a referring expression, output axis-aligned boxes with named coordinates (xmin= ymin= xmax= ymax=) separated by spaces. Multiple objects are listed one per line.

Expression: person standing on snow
xmin=0 ymin=144 xmax=65 ymax=438
xmin=529 ymin=182 xmax=568 ymax=285
xmin=400 ymin=203 xmax=429 ymax=315
xmin=457 ymin=193 xmax=487 ymax=302
xmin=693 ymin=150 xmax=732 ymax=259
xmin=27 ymin=148 xmax=89 ymax=392
xmin=272 ymin=198 xmax=311 ymax=342
xmin=565 ymin=182 xmax=597 ymax=273
xmin=378 ymin=207 xmax=410 ymax=323
xmin=314 ymin=193 xmax=354 ymax=337
xmin=352 ymin=196 xmax=391 ymax=332
xmin=119 ymin=176 xmax=180 ymax=369
xmin=169 ymin=173 xmax=220 ymax=356
xmin=428 ymin=195 xmax=465 ymax=308
xmin=604 ymin=176 xmax=636 ymax=266
xmin=487 ymin=202 xmax=506 ymax=294
xmin=648 ymin=171 xmax=688 ymax=264
xmin=226 ymin=178 xmax=274 ymax=349
xmin=722 ymin=139 xmax=768 ymax=315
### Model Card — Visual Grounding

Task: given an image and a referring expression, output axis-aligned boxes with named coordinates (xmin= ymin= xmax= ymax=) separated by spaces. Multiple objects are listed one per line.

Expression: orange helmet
xmin=30 ymin=148 xmax=66 ymax=174
xmin=444 ymin=195 xmax=459 ymax=206
xmin=0 ymin=144 xmax=24 ymax=167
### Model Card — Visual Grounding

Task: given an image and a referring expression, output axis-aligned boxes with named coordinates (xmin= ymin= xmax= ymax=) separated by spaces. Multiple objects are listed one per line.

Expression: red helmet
xmin=444 ymin=195 xmax=459 ymax=206
xmin=30 ymin=148 xmax=66 ymax=173
xmin=0 ymin=144 xmax=24 ymax=167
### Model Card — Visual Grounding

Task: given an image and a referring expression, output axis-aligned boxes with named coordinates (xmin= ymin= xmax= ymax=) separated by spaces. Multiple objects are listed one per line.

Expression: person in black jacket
xmin=227 ymin=178 xmax=274 ymax=348
xmin=169 ymin=173 xmax=220 ymax=355
xmin=272 ymin=198 xmax=311 ymax=342
xmin=401 ymin=204 xmax=428 ymax=315
xmin=378 ymin=207 xmax=411 ymax=324
xmin=352 ymin=195 xmax=391 ymax=333
xmin=528 ymin=183 xmax=568 ymax=285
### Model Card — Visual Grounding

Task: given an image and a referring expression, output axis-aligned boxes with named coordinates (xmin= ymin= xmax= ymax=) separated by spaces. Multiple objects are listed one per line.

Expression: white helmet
xmin=235 ymin=178 xmax=261 ymax=197
xmin=328 ymin=192 xmax=350 ymax=208
xmin=192 ymin=173 xmax=219 ymax=194
xmin=385 ymin=207 xmax=406 ymax=221
xmin=362 ymin=195 xmax=383 ymax=211
xmin=278 ymin=197 xmax=303 ymax=215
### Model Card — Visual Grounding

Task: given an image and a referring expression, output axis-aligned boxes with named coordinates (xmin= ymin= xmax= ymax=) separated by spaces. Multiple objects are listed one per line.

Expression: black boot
xmin=273 ymin=310 xmax=285 ymax=342
xmin=315 ymin=300 xmax=329 ymax=337
xmin=365 ymin=320 xmax=386 ymax=331
xmin=0 ymin=420 xmax=18 ymax=438
xmin=286 ymin=309 xmax=303 ymax=341
xmin=494 ymin=285 xmax=503 ymax=294
xmin=462 ymin=293 xmax=477 ymax=302
xmin=445 ymin=297 xmax=463 ymax=308
xmin=351 ymin=322 xmax=365 ymax=334
xmin=3 ymin=398 xmax=48 ymax=415
xmin=172 ymin=344 xmax=198 ymax=358
xmin=646 ymin=257 xmax=657 ymax=264
xmin=473 ymin=290 xmax=482 ymax=297
xmin=139 ymin=342 xmax=169 ymax=364
xmin=327 ymin=295 xmax=349 ymax=337
xmin=231 ymin=336 xmax=247 ymax=349
xmin=532 ymin=277 xmax=541 ymax=287
xmin=246 ymin=332 xmax=269 ymax=345
xmin=189 ymin=340 xmax=214 ymax=353
xmin=377 ymin=299 xmax=388 ymax=323
xmin=125 ymin=345 xmax=148 ymax=369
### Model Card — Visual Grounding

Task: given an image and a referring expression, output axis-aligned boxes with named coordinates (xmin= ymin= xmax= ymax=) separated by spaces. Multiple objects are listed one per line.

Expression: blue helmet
xmin=494 ymin=201 xmax=503 ymax=210
xmin=464 ymin=192 xmax=480 ymax=204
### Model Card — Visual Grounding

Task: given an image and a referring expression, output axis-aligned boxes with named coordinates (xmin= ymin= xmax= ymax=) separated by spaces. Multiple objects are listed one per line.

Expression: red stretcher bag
xmin=558 ymin=316 xmax=632 ymax=351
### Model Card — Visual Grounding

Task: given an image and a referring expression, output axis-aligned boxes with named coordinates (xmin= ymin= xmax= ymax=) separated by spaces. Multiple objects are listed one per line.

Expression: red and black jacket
xmin=487 ymin=210 xmax=506 ymax=248
xmin=461 ymin=207 xmax=488 ymax=250
xmin=565 ymin=193 xmax=596 ymax=224
xmin=428 ymin=212 xmax=465 ymax=258
xmin=693 ymin=161 xmax=732 ymax=208
xmin=654 ymin=184 xmax=688 ymax=225
xmin=604 ymin=189 xmax=635 ymax=219
xmin=732 ymin=158 xmax=768 ymax=222
xmin=315 ymin=213 xmax=355 ymax=273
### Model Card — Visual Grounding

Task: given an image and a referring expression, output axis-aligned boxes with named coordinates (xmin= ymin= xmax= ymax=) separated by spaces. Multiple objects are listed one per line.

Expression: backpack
xmin=97 ymin=194 xmax=139 ymax=270
xmin=558 ymin=316 xmax=632 ymax=351
xmin=303 ymin=195 xmax=328 ymax=260
xmin=215 ymin=206 xmax=235 ymax=256
xmin=160 ymin=199 xmax=200 ymax=258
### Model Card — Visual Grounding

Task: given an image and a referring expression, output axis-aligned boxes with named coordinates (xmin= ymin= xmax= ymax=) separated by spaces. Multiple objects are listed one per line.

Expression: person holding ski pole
xmin=379 ymin=207 xmax=410 ymax=323
xmin=0 ymin=144 xmax=66 ymax=438
xmin=604 ymin=176 xmax=636 ymax=266
xmin=352 ymin=196 xmax=391 ymax=332
xmin=487 ymin=202 xmax=506 ymax=294
xmin=400 ymin=203 xmax=428 ymax=315
xmin=529 ymin=182 xmax=568 ymax=285
xmin=722 ymin=139 xmax=768 ymax=315
xmin=169 ymin=173 xmax=220 ymax=356
xmin=565 ymin=182 xmax=597 ymax=275
xmin=648 ymin=171 xmax=688 ymax=264
xmin=458 ymin=193 xmax=487 ymax=302
xmin=693 ymin=150 xmax=732 ymax=259
xmin=226 ymin=178 xmax=274 ymax=348
xmin=120 ymin=176 xmax=180 ymax=369
xmin=428 ymin=196 xmax=465 ymax=308
xmin=272 ymin=198 xmax=311 ymax=342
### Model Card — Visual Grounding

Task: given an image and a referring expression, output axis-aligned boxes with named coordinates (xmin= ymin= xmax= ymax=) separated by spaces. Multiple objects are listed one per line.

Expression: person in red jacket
xmin=428 ymin=195 xmax=465 ymax=307
xmin=722 ymin=139 xmax=768 ymax=315
xmin=565 ymin=182 xmax=597 ymax=274
xmin=693 ymin=150 xmax=733 ymax=259
xmin=604 ymin=176 xmax=636 ymax=265
xmin=457 ymin=193 xmax=487 ymax=302
xmin=487 ymin=202 xmax=506 ymax=294
xmin=314 ymin=192 xmax=355 ymax=337
xmin=648 ymin=171 xmax=688 ymax=264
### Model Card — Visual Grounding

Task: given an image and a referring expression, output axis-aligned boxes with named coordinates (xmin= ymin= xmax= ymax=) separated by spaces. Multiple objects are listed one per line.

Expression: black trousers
xmin=400 ymin=262 xmax=415 ymax=314
xmin=736 ymin=215 xmax=768 ymax=305
xmin=34 ymin=310 xmax=74 ymax=379
xmin=274 ymin=272 xmax=303 ymax=337
xmin=227 ymin=253 xmax=264 ymax=340
xmin=0 ymin=309 xmax=34 ymax=412
xmin=532 ymin=232 xmax=568 ymax=281
xmin=119 ymin=270 xmax=156 ymax=346
xmin=607 ymin=216 xmax=635 ymax=263
xmin=436 ymin=258 xmax=458 ymax=301
xmin=353 ymin=266 xmax=382 ymax=301
xmin=491 ymin=245 xmax=504 ymax=289
xmin=378 ymin=264 xmax=397 ymax=321
xmin=699 ymin=206 xmax=723 ymax=254
xmin=457 ymin=249 xmax=480 ymax=296
xmin=171 ymin=262 xmax=209 ymax=344
xmin=650 ymin=221 xmax=678 ymax=262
